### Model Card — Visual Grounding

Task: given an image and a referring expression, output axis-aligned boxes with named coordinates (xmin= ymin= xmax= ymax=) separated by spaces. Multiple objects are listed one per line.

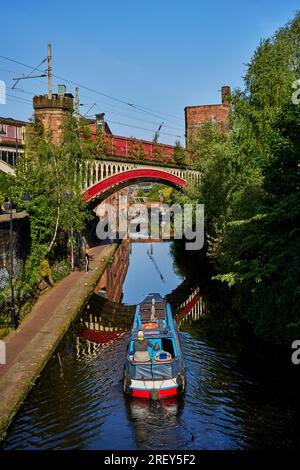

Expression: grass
xmin=0 ymin=327 xmax=11 ymax=339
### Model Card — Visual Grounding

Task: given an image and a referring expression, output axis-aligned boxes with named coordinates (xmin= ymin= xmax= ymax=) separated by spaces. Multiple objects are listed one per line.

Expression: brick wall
xmin=95 ymin=240 xmax=130 ymax=303
xmin=185 ymin=86 xmax=230 ymax=144
xmin=33 ymin=94 xmax=73 ymax=144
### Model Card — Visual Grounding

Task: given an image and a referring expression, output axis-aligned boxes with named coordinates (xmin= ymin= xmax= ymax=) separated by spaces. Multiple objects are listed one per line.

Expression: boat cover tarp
xmin=127 ymin=360 xmax=182 ymax=380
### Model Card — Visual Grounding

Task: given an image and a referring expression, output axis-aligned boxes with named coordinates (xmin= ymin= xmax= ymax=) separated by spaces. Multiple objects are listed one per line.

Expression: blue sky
xmin=0 ymin=0 xmax=299 ymax=144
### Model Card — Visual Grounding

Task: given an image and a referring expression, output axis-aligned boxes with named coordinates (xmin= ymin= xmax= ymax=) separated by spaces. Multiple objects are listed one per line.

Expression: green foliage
xmin=128 ymin=137 xmax=146 ymax=162
xmin=0 ymin=172 xmax=11 ymax=193
xmin=188 ymin=11 xmax=300 ymax=345
xmin=147 ymin=184 xmax=161 ymax=202
xmin=173 ymin=140 xmax=186 ymax=167
xmin=14 ymin=116 xmax=90 ymax=254
xmin=0 ymin=327 xmax=11 ymax=339
xmin=136 ymin=187 xmax=145 ymax=198
xmin=90 ymin=129 xmax=114 ymax=158
xmin=147 ymin=183 xmax=172 ymax=203
xmin=52 ymin=259 xmax=71 ymax=282
xmin=0 ymin=172 xmax=12 ymax=209
xmin=160 ymin=186 xmax=173 ymax=204
xmin=7 ymin=115 xmax=92 ymax=312
xmin=0 ymin=192 xmax=4 ymax=209
xmin=147 ymin=184 xmax=173 ymax=204
xmin=152 ymin=135 xmax=164 ymax=162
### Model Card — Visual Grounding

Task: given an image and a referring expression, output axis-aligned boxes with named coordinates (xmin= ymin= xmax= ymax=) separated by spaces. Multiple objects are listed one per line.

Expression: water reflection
xmin=122 ymin=242 xmax=184 ymax=305
xmin=125 ymin=396 xmax=186 ymax=449
xmin=2 ymin=242 xmax=300 ymax=450
xmin=94 ymin=240 xmax=130 ymax=303
xmin=3 ymin=301 xmax=297 ymax=450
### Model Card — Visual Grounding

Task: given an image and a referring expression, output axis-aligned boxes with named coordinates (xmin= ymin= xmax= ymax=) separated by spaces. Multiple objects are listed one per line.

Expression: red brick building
xmin=185 ymin=86 xmax=231 ymax=145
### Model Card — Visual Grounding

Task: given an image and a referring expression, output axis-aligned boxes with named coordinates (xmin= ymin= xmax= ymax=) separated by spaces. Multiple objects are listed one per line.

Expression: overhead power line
xmin=8 ymin=85 xmax=185 ymax=134
xmin=7 ymin=93 xmax=32 ymax=103
xmin=105 ymin=119 xmax=183 ymax=138
xmin=6 ymin=96 xmax=32 ymax=106
xmin=12 ymin=57 xmax=47 ymax=89
xmin=0 ymin=54 xmax=183 ymax=124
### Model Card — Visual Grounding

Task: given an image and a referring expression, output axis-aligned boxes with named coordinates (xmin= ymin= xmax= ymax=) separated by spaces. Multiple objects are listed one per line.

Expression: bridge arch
xmin=82 ymin=167 xmax=186 ymax=207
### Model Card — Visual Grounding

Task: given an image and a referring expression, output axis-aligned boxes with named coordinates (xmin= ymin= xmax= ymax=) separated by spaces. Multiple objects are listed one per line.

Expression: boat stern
xmin=127 ymin=378 xmax=181 ymax=399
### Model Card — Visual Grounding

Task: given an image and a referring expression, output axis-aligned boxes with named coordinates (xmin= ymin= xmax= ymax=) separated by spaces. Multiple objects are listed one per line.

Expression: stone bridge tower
xmin=33 ymin=85 xmax=73 ymax=144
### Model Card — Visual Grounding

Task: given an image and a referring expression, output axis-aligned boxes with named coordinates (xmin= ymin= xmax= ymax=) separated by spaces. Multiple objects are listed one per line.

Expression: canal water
xmin=2 ymin=242 xmax=300 ymax=450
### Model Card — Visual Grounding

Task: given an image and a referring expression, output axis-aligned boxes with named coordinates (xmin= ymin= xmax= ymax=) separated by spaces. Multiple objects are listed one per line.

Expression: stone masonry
xmin=33 ymin=92 xmax=73 ymax=144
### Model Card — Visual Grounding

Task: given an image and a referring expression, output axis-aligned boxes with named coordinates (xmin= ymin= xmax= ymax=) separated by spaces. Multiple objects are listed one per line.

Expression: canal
xmin=2 ymin=241 xmax=300 ymax=450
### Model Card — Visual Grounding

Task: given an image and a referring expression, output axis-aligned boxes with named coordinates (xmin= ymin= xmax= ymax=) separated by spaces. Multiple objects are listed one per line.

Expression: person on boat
xmin=133 ymin=330 xmax=159 ymax=362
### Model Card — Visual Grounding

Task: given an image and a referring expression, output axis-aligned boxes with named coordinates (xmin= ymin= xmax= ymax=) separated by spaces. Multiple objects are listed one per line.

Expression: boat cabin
xmin=128 ymin=293 xmax=179 ymax=366
xmin=123 ymin=293 xmax=186 ymax=398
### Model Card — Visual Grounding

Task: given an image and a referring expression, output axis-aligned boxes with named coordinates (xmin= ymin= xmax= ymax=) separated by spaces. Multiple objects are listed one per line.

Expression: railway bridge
xmin=81 ymin=159 xmax=200 ymax=205
xmin=0 ymin=153 xmax=200 ymax=204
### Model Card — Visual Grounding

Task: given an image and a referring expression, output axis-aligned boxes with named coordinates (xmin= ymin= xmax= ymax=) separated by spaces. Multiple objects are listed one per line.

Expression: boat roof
xmin=131 ymin=293 xmax=175 ymax=340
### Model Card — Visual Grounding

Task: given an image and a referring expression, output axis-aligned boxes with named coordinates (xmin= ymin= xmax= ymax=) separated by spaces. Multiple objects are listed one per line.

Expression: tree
xmin=173 ymin=140 xmax=186 ymax=167
xmin=128 ymin=137 xmax=146 ymax=162
xmin=91 ymin=129 xmax=114 ymax=158
xmin=152 ymin=134 xmax=164 ymax=162
xmin=147 ymin=184 xmax=162 ymax=202
xmin=136 ymin=187 xmax=145 ymax=199
xmin=0 ymin=172 xmax=12 ymax=211
xmin=187 ymin=11 xmax=300 ymax=345
xmin=11 ymin=115 xmax=91 ymax=300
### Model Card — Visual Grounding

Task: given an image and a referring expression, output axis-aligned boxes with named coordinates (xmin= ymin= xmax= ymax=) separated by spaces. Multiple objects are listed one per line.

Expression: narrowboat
xmin=123 ymin=293 xmax=186 ymax=399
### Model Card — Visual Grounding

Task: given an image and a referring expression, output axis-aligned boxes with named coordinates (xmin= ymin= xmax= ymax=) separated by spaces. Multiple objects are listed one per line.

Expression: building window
xmin=0 ymin=124 xmax=7 ymax=136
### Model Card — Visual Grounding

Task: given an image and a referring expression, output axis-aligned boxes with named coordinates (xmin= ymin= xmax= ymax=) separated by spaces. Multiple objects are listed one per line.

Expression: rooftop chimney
xmin=58 ymin=84 xmax=66 ymax=97
xmin=96 ymin=113 xmax=105 ymax=132
xmin=221 ymin=86 xmax=231 ymax=105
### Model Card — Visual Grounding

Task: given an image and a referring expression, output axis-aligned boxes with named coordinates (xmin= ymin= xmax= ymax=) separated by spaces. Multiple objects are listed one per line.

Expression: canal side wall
xmin=0 ymin=243 xmax=117 ymax=441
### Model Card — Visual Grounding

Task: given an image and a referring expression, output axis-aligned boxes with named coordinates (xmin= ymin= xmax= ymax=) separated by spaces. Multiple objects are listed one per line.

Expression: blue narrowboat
xmin=123 ymin=293 xmax=186 ymax=399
